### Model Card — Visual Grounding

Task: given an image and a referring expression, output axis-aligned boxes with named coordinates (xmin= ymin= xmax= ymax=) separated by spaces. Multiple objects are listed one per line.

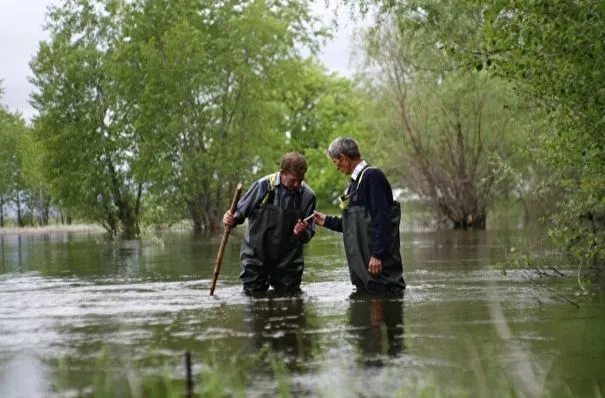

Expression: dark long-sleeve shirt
xmin=234 ymin=173 xmax=316 ymax=243
xmin=324 ymin=166 xmax=394 ymax=259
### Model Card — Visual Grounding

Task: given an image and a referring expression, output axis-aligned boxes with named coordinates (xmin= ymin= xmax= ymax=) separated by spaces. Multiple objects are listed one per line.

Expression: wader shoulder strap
xmin=355 ymin=166 xmax=375 ymax=192
xmin=339 ymin=166 xmax=375 ymax=209
xmin=259 ymin=172 xmax=279 ymax=207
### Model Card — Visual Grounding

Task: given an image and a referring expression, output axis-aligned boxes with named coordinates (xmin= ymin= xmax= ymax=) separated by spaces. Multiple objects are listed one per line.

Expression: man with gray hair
xmin=313 ymin=137 xmax=406 ymax=294
xmin=224 ymin=152 xmax=316 ymax=294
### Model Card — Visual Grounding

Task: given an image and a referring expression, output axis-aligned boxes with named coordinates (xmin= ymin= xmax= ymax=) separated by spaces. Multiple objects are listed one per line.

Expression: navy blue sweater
xmin=324 ymin=167 xmax=394 ymax=259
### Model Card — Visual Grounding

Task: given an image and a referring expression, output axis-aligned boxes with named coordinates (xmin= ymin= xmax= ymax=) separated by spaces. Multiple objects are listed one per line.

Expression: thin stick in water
xmin=185 ymin=350 xmax=193 ymax=398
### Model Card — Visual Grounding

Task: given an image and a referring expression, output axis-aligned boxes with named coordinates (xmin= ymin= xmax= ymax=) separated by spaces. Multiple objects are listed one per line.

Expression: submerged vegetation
xmin=52 ymin=332 xmax=604 ymax=398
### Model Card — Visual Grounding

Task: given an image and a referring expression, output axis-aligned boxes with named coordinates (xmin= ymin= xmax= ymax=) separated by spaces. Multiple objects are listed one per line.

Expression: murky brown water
xmin=0 ymin=227 xmax=604 ymax=397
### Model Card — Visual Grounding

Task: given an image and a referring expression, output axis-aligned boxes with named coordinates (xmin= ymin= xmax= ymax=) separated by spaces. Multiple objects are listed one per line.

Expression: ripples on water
xmin=0 ymin=229 xmax=603 ymax=397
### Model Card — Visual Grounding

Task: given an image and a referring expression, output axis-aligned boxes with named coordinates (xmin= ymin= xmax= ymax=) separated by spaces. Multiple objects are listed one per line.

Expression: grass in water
xmin=50 ymin=329 xmax=604 ymax=398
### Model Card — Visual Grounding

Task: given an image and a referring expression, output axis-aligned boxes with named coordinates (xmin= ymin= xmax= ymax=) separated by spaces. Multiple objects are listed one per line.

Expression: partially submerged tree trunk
xmin=0 ymin=194 xmax=4 ymax=227
xmin=100 ymin=156 xmax=142 ymax=239
xmin=452 ymin=212 xmax=486 ymax=229
xmin=187 ymin=182 xmax=227 ymax=234
xmin=392 ymin=88 xmax=497 ymax=230
xmin=36 ymin=188 xmax=51 ymax=226
xmin=187 ymin=199 xmax=204 ymax=234
xmin=15 ymin=193 xmax=23 ymax=227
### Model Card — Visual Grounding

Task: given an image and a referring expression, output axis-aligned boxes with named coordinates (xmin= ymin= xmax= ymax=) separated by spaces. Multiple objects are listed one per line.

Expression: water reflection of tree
xmin=348 ymin=293 xmax=405 ymax=367
xmin=244 ymin=293 xmax=313 ymax=373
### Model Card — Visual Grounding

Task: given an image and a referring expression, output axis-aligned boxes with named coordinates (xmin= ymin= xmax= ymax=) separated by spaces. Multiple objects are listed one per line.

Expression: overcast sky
xmin=0 ymin=0 xmax=359 ymax=122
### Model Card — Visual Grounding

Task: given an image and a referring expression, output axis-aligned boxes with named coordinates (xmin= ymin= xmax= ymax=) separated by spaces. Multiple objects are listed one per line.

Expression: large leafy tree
xmin=354 ymin=0 xmax=605 ymax=262
xmin=19 ymin=127 xmax=53 ymax=226
xmin=30 ymin=0 xmax=326 ymax=235
xmin=0 ymin=86 xmax=30 ymax=227
xmin=1 ymin=83 xmax=52 ymax=227
xmin=477 ymin=0 xmax=605 ymax=265
xmin=116 ymin=0 xmax=326 ymax=232
xmin=31 ymin=0 xmax=143 ymax=237
xmin=358 ymin=17 xmax=531 ymax=229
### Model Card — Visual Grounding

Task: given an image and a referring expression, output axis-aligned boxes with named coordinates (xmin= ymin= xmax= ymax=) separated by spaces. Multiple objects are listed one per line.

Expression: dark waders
xmin=240 ymin=194 xmax=304 ymax=293
xmin=342 ymin=201 xmax=406 ymax=294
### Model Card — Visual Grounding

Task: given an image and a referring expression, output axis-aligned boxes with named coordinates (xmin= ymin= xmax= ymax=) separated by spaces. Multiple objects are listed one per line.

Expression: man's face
xmin=331 ymin=155 xmax=353 ymax=175
xmin=280 ymin=171 xmax=304 ymax=191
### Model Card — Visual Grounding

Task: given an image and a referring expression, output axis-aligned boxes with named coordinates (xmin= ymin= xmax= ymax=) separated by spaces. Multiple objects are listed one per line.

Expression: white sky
xmin=0 ymin=0 xmax=360 ymax=122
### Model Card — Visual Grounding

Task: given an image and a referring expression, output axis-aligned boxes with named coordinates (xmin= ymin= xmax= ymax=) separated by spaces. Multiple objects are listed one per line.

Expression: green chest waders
xmin=340 ymin=167 xmax=406 ymax=294
xmin=240 ymin=186 xmax=304 ymax=293
xmin=342 ymin=202 xmax=405 ymax=293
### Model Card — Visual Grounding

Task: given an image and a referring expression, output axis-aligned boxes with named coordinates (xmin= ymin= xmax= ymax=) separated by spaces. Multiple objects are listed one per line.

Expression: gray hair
xmin=327 ymin=137 xmax=361 ymax=159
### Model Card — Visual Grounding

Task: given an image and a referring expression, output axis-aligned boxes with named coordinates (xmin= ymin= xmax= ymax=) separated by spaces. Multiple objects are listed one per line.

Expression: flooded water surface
xmin=0 ymin=228 xmax=604 ymax=397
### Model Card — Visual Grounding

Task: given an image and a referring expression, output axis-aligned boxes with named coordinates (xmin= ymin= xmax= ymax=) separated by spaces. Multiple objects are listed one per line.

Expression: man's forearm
xmin=324 ymin=215 xmax=343 ymax=232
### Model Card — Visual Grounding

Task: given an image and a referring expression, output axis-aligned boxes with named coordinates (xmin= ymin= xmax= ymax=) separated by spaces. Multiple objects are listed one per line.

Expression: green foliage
xmin=115 ymin=0 xmax=327 ymax=232
xmin=31 ymin=0 xmax=143 ymax=237
xmin=357 ymin=13 xmax=535 ymax=228
xmin=0 ymin=101 xmax=22 ymax=205
xmin=473 ymin=0 xmax=605 ymax=268
xmin=0 ymin=92 xmax=34 ymax=226
xmin=282 ymin=60 xmax=374 ymax=206
xmin=48 ymin=339 xmax=605 ymax=397
xmin=18 ymin=125 xmax=54 ymax=225
xmin=30 ymin=0 xmax=342 ymax=235
xmin=350 ymin=0 xmax=605 ymax=267
xmin=51 ymin=344 xmax=289 ymax=397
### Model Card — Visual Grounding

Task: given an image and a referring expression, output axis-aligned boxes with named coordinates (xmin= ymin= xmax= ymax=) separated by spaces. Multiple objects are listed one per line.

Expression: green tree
xmin=0 ymin=87 xmax=30 ymax=227
xmin=478 ymin=0 xmax=605 ymax=266
xmin=116 ymin=0 xmax=326 ymax=232
xmin=31 ymin=0 xmax=328 ymax=235
xmin=31 ymin=0 xmax=143 ymax=237
xmin=19 ymin=126 xmax=53 ymax=226
xmin=349 ymin=0 xmax=605 ymax=263
xmin=358 ymin=17 xmax=531 ymax=229
xmin=280 ymin=60 xmax=373 ymax=206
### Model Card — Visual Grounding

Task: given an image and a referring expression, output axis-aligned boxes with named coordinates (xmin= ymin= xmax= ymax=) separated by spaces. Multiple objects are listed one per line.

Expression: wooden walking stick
xmin=210 ymin=182 xmax=243 ymax=296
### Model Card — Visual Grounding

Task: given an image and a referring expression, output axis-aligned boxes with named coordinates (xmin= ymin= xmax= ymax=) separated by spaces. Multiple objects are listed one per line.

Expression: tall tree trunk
xmin=187 ymin=199 xmax=204 ymax=234
xmin=119 ymin=207 xmax=140 ymax=239
xmin=106 ymin=162 xmax=140 ymax=238
xmin=0 ymin=195 xmax=4 ymax=227
xmin=187 ymin=194 xmax=224 ymax=234
xmin=16 ymin=195 xmax=23 ymax=227
xmin=59 ymin=208 xmax=66 ymax=225
xmin=116 ymin=194 xmax=140 ymax=239
xmin=38 ymin=188 xmax=51 ymax=226
xmin=41 ymin=201 xmax=50 ymax=226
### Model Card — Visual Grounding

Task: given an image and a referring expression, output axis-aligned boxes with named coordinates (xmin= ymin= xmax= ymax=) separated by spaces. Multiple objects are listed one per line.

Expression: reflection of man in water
xmin=244 ymin=292 xmax=312 ymax=372
xmin=348 ymin=292 xmax=405 ymax=367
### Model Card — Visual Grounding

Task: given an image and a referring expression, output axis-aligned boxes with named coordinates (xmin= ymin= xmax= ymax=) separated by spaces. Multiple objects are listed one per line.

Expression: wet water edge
xmin=0 ymin=229 xmax=604 ymax=397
